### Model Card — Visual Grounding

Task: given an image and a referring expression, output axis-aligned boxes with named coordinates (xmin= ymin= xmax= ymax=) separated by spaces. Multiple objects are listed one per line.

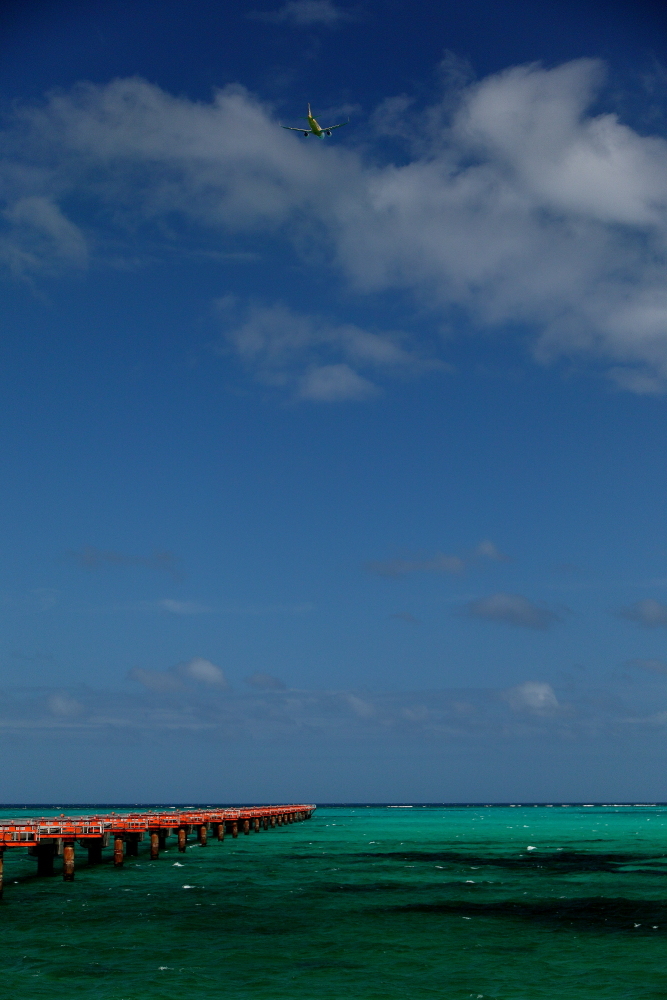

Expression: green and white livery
xmin=282 ymin=104 xmax=349 ymax=138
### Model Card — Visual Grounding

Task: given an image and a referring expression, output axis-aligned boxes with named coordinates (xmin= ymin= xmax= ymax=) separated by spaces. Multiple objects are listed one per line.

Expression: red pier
xmin=0 ymin=804 xmax=315 ymax=896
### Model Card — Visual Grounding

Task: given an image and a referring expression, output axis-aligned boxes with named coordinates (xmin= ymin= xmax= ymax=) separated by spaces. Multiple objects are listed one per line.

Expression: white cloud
xmin=503 ymin=681 xmax=560 ymax=712
xmin=3 ymin=60 xmax=667 ymax=388
xmin=251 ymin=0 xmax=354 ymax=25
xmin=618 ymin=599 xmax=667 ymax=627
xmin=1 ymin=196 xmax=87 ymax=275
xmin=179 ymin=657 xmax=228 ymax=686
xmin=475 ymin=540 xmax=510 ymax=562
xmin=127 ymin=666 xmax=182 ymax=692
xmin=299 ymin=363 xmax=378 ymax=400
xmin=128 ymin=657 xmax=228 ymax=691
xmin=345 ymin=694 xmax=376 ymax=718
xmin=220 ymin=301 xmax=440 ymax=400
xmin=464 ymin=592 xmax=561 ymax=629
xmin=47 ymin=693 xmax=84 ymax=716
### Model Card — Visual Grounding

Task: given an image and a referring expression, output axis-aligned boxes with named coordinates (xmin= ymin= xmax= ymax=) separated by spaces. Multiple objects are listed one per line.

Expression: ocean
xmin=1 ymin=803 xmax=666 ymax=999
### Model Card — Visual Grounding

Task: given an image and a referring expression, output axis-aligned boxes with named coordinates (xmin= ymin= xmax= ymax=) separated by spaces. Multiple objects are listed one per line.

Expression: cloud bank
xmin=4 ymin=672 xmax=667 ymax=743
xmin=2 ymin=59 xmax=667 ymax=390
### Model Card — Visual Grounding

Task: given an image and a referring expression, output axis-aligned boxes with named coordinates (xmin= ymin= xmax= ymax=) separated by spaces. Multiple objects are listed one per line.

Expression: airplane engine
xmin=304 ymin=132 xmax=309 ymax=136
xmin=326 ymin=130 xmax=332 ymax=136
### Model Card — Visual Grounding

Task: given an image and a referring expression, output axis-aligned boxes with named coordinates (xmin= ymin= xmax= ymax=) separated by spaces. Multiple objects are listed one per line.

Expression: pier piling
xmin=178 ymin=826 xmax=187 ymax=853
xmin=216 ymin=822 xmax=225 ymax=841
xmin=63 ymin=841 xmax=75 ymax=881
xmin=232 ymin=821 xmax=238 ymax=838
xmin=0 ymin=848 xmax=4 ymax=898
xmin=198 ymin=824 xmax=208 ymax=846
xmin=113 ymin=836 xmax=124 ymax=867
xmin=150 ymin=832 xmax=160 ymax=859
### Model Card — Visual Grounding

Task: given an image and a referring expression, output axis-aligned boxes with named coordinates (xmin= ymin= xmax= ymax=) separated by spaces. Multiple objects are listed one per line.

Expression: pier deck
xmin=0 ymin=804 xmax=314 ymax=896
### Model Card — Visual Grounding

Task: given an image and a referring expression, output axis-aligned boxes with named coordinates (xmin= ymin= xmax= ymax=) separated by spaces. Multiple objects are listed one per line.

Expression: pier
xmin=0 ymin=804 xmax=314 ymax=897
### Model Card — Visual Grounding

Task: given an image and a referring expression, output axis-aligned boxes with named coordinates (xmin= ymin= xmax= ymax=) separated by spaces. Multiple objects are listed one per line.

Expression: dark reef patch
xmin=353 ymin=850 xmax=667 ymax=875
xmin=392 ymin=896 xmax=667 ymax=932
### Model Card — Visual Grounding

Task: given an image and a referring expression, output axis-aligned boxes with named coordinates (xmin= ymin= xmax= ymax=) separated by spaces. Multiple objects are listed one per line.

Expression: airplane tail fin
xmin=308 ymin=103 xmax=312 ymax=116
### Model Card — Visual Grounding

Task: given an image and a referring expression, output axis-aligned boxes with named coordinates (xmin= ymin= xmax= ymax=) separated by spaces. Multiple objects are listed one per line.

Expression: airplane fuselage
xmin=308 ymin=113 xmax=324 ymax=137
xmin=282 ymin=104 xmax=347 ymax=139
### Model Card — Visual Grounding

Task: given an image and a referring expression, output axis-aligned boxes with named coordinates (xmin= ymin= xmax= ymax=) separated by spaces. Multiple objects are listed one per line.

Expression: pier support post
xmin=0 ymin=848 xmax=4 ymax=898
xmin=178 ymin=827 xmax=187 ymax=853
xmin=253 ymin=818 xmax=260 ymax=833
xmin=63 ymin=841 xmax=75 ymax=881
xmin=198 ymin=824 xmax=208 ymax=846
xmin=150 ymin=832 xmax=160 ymax=860
xmin=243 ymin=819 xmax=250 ymax=835
xmin=263 ymin=816 xmax=269 ymax=830
xmin=216 ymin=822 xmax=225 ymax=841
xmin=271 ymin=815 xmax=276 ymax=828
xmin=232 ymin=821 xmax=238 ymax=838
xmin=87 ymin=840 xmax=103 ymax=866
xmin=158 ymin=831 xmax=167 ymax=849
xmin=113 ymin=836 xmax=124 ymax=867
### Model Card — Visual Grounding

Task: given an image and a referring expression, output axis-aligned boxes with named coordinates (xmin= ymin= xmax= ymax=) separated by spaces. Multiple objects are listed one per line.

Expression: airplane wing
xmin=321 ymin=121 xmax=349 ymax=131
xmin=282 ymin=125 xmax=310 ymax=131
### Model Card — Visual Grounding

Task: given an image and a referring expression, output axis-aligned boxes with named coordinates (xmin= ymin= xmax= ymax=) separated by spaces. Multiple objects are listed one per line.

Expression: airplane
xmin=282 ymin=104 xmax=349 ymax=138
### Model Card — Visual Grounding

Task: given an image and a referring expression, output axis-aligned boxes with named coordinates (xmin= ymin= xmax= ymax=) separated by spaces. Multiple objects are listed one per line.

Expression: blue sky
xmin=1 ymin=0 xmax=667 ymax=803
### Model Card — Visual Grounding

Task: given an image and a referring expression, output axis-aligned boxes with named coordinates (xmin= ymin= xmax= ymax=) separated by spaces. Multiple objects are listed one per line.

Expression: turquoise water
xmin=1 ymin=804 xmax=667 ymax=999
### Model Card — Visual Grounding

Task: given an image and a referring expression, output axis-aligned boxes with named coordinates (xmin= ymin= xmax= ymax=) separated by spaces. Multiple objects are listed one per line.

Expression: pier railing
xmin=0 ymin=804 xmax=315 ymax=896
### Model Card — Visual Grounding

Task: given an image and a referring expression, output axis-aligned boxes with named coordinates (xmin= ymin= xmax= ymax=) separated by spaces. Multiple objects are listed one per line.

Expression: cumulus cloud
xmin=503 ymin=681 xmax=560 ymax=712
xmin=178 ymin=657 xmax=228 ymax=686
xmin=3 ymin=60 xmax=667 ymax=388
xmin=250 ymin=0 xmax=355 ymax=25
xmin=475 ymin=540 xmax=510 ymax=562
xmin=47 ymin=693 xmax=84 ymax=716
xmin=464 ymin=592 xmax=561 ymax=629
xmin=366 ymin=553 xmax=464 ymax=577
xmin=618 ymin=599 xmax=667 ymax=627
xmin=128 ymin=657 xmax=228 ymax=691
xmin=220 ymin=301 xmax=441 ymax=400
xmin=67 ymin=546 xmax=181 ymax=580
